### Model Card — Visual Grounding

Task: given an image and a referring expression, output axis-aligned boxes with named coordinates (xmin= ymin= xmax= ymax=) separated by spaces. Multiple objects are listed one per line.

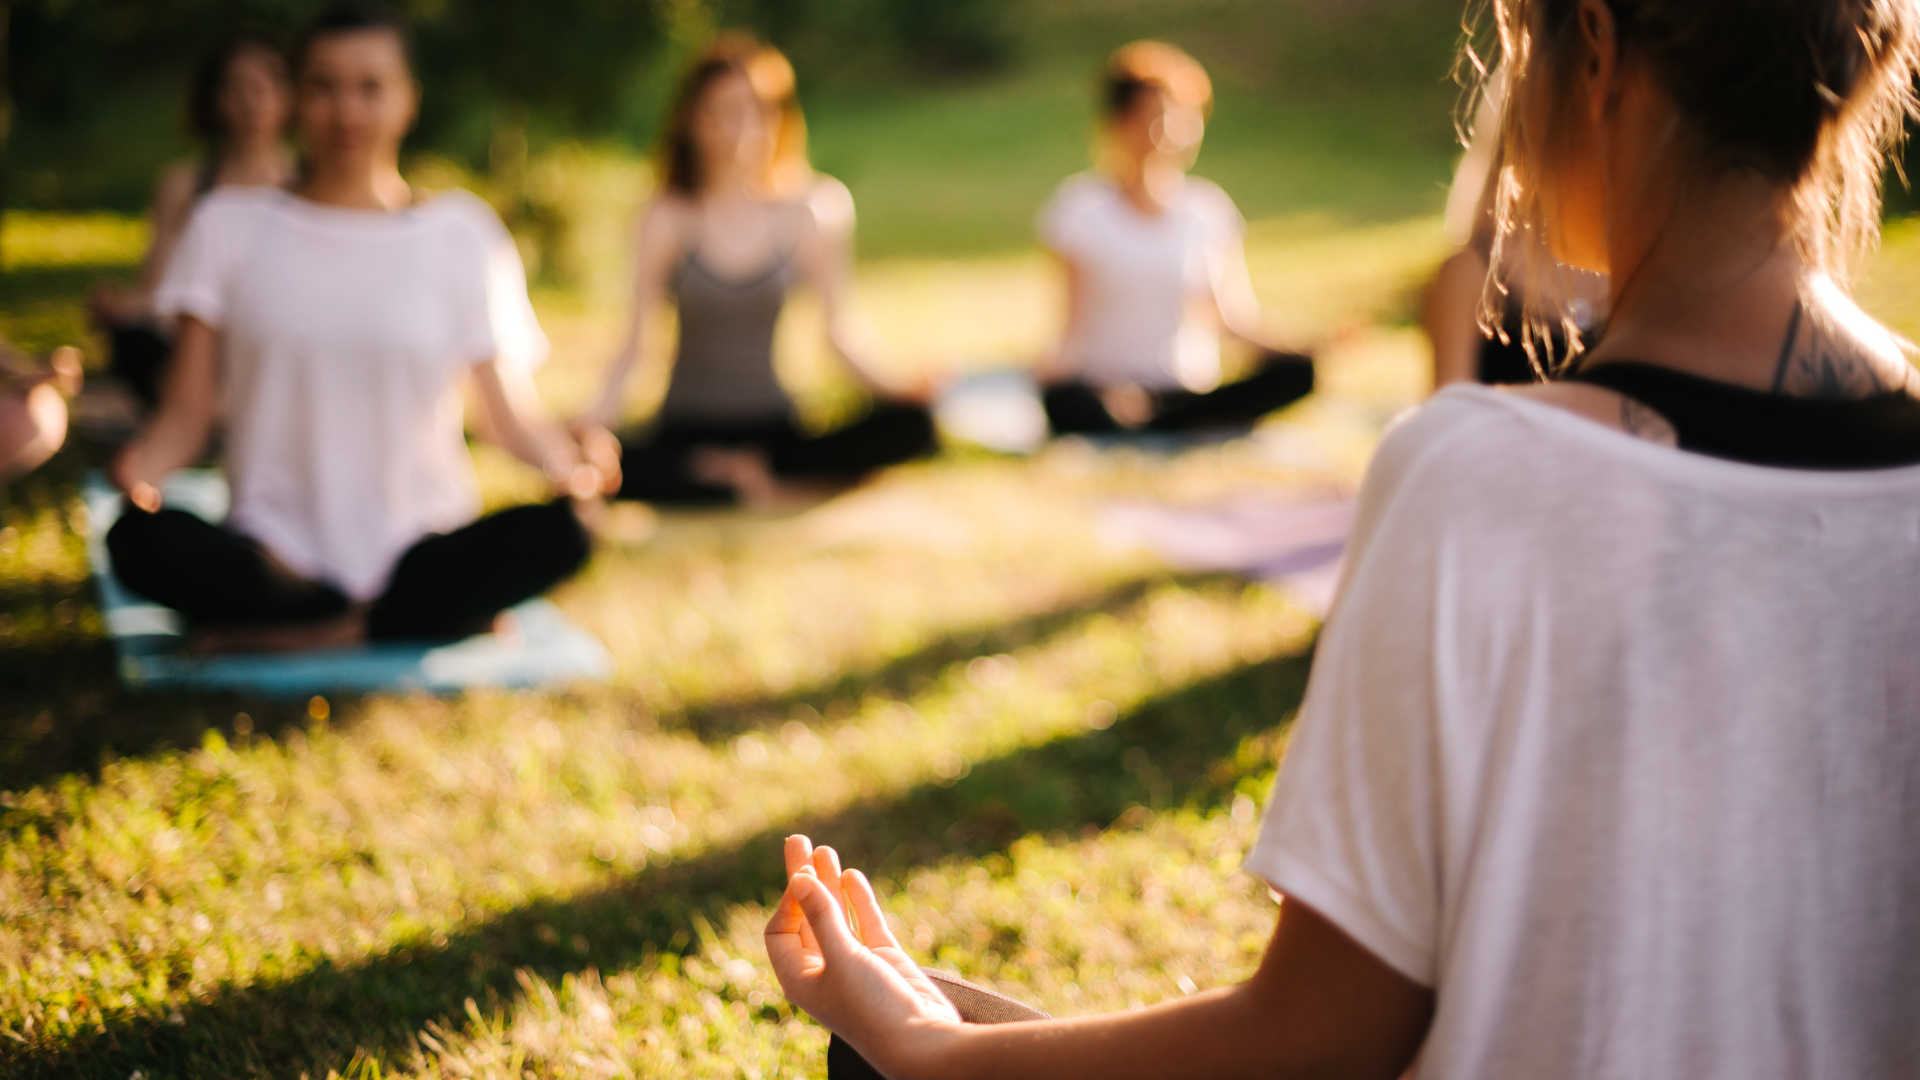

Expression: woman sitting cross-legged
xmin=770 ymin=1 xmax=1920 ymax=1077
xmin=87 ymin=30 xmax=296 ymax=408
xmin=1037 ymin=42 xmax=1315 ymax=436
xmin=106 ymin=2 xmax=618 ymax=653
xmin=579 ymin=35 xmax=936 ymax=507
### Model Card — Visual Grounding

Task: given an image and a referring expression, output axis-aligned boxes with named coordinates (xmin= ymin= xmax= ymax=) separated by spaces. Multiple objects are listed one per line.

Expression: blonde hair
xmin=1462 ymin=0 xmax=1920 ymax=367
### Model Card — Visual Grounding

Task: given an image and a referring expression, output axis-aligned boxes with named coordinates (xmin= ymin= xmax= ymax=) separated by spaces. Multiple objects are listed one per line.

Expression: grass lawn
xmin=10 ymin=2 xmax=1920 ymax=1070
xmin=0 ymin=194 xmax=1413 ymax=1077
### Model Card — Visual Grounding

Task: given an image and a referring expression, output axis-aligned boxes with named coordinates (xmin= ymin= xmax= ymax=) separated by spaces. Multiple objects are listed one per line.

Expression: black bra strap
xmin=1570 ymin=361 xmax=1920 ymax=470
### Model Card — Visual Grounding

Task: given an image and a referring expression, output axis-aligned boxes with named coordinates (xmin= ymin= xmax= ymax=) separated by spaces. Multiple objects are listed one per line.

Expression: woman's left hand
xmin=766 ymin=835 xmax=963 ymax=1072
xmin=570 ymin=422 xmax=624 ymax=497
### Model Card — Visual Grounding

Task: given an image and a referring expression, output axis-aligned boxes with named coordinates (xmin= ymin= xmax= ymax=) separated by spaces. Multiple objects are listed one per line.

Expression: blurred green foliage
xmin=3 ymin=0 xmax=1016 ymax=211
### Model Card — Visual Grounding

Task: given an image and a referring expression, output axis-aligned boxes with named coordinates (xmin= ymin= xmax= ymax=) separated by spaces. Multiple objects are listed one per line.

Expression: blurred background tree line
xmin=3 ymin=0 xmax=1020 ymax=207
xmin=0 ymin=0 xmax=1518 ymax=286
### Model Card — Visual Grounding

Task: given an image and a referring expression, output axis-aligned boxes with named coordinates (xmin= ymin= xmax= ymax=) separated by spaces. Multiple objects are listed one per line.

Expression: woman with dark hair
xmin=580 ymin=34 xmax=935 ymax=506
xmin=769 ymin=1 xmax=1920 ymax=1077
xmin=1036 ymin=41 xmax=1314 ymax=436
xmin=105 ymin=2 xmax=617 ymax=653
xmin=88 ymin=31 xmax=294 ymax=405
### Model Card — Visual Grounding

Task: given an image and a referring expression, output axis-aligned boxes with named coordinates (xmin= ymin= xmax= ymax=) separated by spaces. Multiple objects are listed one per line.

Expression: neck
xmin=699 ymin=159 xmax=759 ymax=202
xmin=1111 ymin=152 xmax=1185 ymax=214
xmin=217 ymin=135 xmax=291 ymax=185
xmin=298 ymin=156 xmax=410 ymax=211
xmin=1589 ymin=170 xmax=1808 ymax=390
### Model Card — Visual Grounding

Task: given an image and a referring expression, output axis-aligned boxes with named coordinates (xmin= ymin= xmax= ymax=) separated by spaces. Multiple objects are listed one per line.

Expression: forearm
xmin=828 ymin=315 xmax=894 ymax=394
xmin=592 ymin=343 xmax=644 ymax=416
xmin=915 ymin=985 xmax=1288 ymax=1080
xmin=120 ymin=400 xmax=214 ymax=490
xmin=118 ymin=318 xmax=219 ymax=489
xmin=490 ymin=409 xmax=580 ymax=478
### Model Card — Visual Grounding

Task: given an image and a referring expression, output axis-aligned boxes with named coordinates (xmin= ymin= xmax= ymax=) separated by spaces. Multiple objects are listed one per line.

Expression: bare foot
xmin=1098 ymin=384 xmax=1156 ymax=429
xmin=188 ymin=609 xmax=368 ymax=655
xmin=689 ymin=446 xmax=779 ymax=506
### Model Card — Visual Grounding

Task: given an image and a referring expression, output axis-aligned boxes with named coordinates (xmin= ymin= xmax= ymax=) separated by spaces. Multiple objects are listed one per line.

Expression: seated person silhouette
xmin=1037 ymin=42 xmax=1314 ymax=437
xmin=88 ymin=30 xmax=296 ymax=407
xmin=581 ymin=35 xmax=935 ymax=507
xmin=105 ymin=3 xmax=618 ymax=654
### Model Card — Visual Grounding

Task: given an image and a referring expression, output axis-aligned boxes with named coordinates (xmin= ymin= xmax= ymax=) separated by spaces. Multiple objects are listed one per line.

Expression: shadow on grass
xmin=671 ymin=572 xmax=1233 ymax=743
xmin=8 ymin=647 xmax=1313 ymax=1079
xmin=0 ymin=460 xmax=328 ymax=792
xmin=0 ymin=566 xmax=1221 ymax=792
xmin=0 ymin=574 xmax=315 ymax=793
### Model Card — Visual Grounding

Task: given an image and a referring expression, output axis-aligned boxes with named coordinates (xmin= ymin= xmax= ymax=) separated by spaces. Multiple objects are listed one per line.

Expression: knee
xmin=876 ymin=404 xmax=937 ymax=448
xmin=105 ymin=503 xmax=159 ymax=572
xmin=105 ymin=504 xmax=189 ymax=597
xmin=545 ymin=500 xmax=596 ymax=573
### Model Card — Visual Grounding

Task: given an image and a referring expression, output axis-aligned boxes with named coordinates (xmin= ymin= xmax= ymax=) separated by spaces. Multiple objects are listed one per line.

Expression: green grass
xmin=0 ymin=177 xmax=1411 ymax=1075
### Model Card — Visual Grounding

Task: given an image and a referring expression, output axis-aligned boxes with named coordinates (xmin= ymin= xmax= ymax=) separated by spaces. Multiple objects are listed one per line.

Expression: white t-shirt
xmin=1037 ymin=173 xmax=1244 ymax=391
xmin=153 ymin=188 xmax=547 ymax=601
xmin=1248 ymin=386 xmax=1920 ymax=1079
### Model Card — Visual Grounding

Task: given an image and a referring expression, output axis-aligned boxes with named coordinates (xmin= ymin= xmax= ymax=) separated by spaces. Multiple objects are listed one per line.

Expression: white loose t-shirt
xmin=1248 ymin=386 xmax=1920 ymax=1079
xmin=1037 ymin=173 xmax=1244 ymax=391
xmin=154 ymin=188 xmax=547 ymax=601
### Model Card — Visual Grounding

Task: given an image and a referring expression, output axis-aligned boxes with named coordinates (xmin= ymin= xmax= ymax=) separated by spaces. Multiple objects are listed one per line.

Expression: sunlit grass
xmin=19 ymin=136 xmax=1920 ymax=1078
xmin=0 ymin=193 xmax=1343 ymax=1076
xmin=1 ymin=212 xmax=148 ymax=272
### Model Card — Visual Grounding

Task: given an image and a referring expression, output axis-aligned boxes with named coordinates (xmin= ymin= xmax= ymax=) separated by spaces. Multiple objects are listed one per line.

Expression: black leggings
xmin=617 ymin=403 xmax=937 ymax=505
xmin=106 ymin=500 xmax=592 ymax=640
xmin=1042 ymin=351 xmax=1316 ymax=436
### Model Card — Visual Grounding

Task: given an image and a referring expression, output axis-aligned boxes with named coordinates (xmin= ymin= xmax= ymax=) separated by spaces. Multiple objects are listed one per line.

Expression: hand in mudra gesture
xmin=765 ymin=835 xmax=961 ymax=1071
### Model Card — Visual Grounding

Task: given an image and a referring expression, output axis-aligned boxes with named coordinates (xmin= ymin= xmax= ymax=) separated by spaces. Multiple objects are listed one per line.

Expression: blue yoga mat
xmin=82 ymin=471 xmax=613 ymax=697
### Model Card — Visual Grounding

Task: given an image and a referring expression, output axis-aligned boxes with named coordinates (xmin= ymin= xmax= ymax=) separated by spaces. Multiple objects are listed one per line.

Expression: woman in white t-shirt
xmin=767 ymin=2 xmax=1920 ymax=1078
xmin=1036 ymin=42 xmax=1313 ymax=435
xmin=106 ymin=3 xmax=618 ymax=652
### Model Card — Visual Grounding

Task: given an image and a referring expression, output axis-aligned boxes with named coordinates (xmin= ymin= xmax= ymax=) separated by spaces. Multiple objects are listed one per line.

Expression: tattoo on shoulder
xmin=1619 ymin=397 xmax=1678 ymax=447
xmin=1774 ymin=304 xmax=1910 ymax=399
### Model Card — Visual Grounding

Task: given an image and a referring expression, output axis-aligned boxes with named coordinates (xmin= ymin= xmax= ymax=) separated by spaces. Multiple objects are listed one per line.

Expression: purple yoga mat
xmin=1100 ymin=494 xmax=1354 ymax=616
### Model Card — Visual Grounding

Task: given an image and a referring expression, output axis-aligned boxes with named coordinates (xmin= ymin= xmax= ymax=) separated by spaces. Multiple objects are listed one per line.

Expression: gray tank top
xmin=659 ymin=233 xmax=800 ymax=422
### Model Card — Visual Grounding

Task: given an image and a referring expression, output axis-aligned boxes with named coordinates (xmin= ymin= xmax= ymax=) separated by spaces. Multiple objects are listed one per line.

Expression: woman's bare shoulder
xmin=153 ymin=161 xmax=203 ymax=210
xmin=1503 ymin=382 xmax=1679 ymax=446
xmin=805 ymin=174 xmax=856 ymax=239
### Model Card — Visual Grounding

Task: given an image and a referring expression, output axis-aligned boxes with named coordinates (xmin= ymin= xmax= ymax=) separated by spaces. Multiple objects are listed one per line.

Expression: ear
xmin=1577 ymin=0 xmax=1620 ymax=126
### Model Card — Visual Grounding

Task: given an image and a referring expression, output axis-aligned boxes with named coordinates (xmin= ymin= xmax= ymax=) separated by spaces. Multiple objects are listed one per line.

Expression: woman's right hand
xmin=110 ymin=439 xmax=165 ymax=513
xmin=766 ymin=835 xmax=964 ymax=1076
